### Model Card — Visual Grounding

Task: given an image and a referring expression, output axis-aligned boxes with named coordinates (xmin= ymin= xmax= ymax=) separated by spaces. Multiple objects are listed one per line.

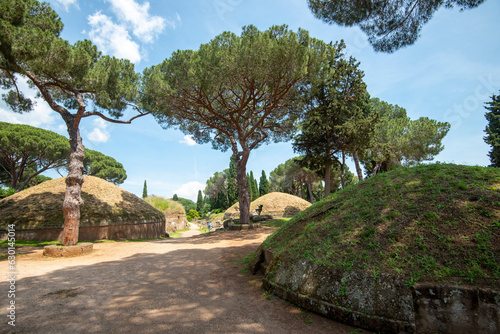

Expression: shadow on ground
xmin=0 ymin=229 xmax=368 ymax=334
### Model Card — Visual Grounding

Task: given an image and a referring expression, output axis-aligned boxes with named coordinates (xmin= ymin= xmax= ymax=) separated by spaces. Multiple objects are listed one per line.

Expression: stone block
xmin=43 ymin=243 xmax=93 ymax=257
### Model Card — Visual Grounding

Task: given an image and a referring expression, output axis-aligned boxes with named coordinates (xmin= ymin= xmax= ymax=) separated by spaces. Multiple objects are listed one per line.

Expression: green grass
xmin=144 ymin=196 xmax=185 ymax=215
xmin=0 ymin=240 xmax=61 ymax=248
xmin=262 ymin=164 xmax=500 ymax=286
xmin=261 ymin=218 xmax=290 ymax=228
xmin=0 ymin=237 xmax=171 ymax=248
xmin=168 ymin=228 xmax=190 ymax=238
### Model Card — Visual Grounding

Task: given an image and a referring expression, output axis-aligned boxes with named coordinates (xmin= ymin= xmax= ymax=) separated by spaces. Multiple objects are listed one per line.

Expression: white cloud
xmin=54 ymin=0 xmax=79 ymax=11
xmin=0 ymin=76 xmax=60 ymax=129
xmin=0 ymin=104 xmax=56 ymax=129
xmin=87 ymin=11 xmax=142 ymax=63
xmin=173 ymin=181 xmax=205 ymax=201
xmin=180 ymin=135 xmax=197 ymax=146
xmin=87 ymin=118 xmax=111 ymax=143
xmin=106 ymin=0 xmax=168 ymax=43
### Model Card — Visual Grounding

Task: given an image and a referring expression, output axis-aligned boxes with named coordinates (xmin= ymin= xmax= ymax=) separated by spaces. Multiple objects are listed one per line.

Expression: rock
xmin=43 ymin=243 xmax=94 ymax=257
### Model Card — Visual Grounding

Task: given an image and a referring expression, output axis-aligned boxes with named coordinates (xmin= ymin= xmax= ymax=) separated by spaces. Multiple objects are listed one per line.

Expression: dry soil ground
xmin=0 ymin=224 xmax=370 ymax=334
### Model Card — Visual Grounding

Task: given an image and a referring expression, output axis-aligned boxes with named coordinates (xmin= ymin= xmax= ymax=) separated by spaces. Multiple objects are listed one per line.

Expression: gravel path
xmin=0 ymin=227 xmax=368 ymax=334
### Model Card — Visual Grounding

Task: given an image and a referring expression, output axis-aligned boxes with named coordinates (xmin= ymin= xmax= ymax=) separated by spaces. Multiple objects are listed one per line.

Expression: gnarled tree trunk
xmin=233 ymin=149 xmax=251 ymax=225
xmin=61 ymin=118 xmax=85 ymax=246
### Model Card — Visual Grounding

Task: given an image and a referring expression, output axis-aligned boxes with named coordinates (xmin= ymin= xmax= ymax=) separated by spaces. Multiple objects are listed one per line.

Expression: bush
xmin=187 ymin=209 xmax=200 ymax=221
xmin=0 ymin=187 xmax=16 ymax=199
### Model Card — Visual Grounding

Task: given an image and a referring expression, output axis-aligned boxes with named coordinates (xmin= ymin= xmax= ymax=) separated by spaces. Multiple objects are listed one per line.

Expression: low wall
xmin=251 ymin=248 xmax=499 ymax=334
xmin=0 ymin=219 xmax=166 ymax=241
xmin=164 ymin=214 xmax=189 ymax=233
xmin=224 ymin=211 xmax=299 ymax=220
xmin=414 ymin=283 xmax=499 ymax=334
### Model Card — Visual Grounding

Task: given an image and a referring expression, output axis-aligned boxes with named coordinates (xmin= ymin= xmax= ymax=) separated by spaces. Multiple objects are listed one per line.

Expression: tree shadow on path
xmin=0 ymin=229 xmax=368 ymax=334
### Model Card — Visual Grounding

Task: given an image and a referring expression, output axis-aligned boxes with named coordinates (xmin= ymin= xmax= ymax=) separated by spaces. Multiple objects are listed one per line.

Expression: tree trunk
xmin=340 ymin=151 xmax=346 ymax=189
xmin=233 ymin=149 xmax=251 ymax=225
xmin=61 ymin=120 xmax=85 ymax=246
xmin=307 ymin=182 xmax=314 ymax=203
xmin=324 ymin=159 xmax=332 ymax=197
xmin=373 ymin=161 xmax=383 ymax=176
xmin=353 ymin=153 xmax=364 ymax=181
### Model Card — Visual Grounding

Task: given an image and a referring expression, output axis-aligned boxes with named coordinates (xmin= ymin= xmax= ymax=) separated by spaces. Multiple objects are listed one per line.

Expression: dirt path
xmin=180 ymin=222 xmax=203 ymax=238
xmin=0 ymin=228 xmax=369 ymax=334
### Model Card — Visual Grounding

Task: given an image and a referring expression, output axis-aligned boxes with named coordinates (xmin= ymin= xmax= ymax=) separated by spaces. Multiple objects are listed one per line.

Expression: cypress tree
xmin=142 ymin=180 xmax=148 ymax=198
xmin=247 ymin=172 xmax=253 ymax=201
xmin=250 ymin=171 xmax=259 ymax=201
xmin=259 ymin=170 xmax=270 ymax=196
xmin=173 ymin=194 xmax=178 ymax=201
xmin=484 ymin=93 xmax=500 ymax=167
xmin=196 ymin=190 xmax=203 ymax=212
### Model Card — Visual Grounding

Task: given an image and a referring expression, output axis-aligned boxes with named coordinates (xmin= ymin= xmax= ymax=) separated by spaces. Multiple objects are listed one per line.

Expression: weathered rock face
xmin=251 ymin=247 xmax=500 ymax=334
xmin=414 ymin=283 xmax=499 ymax=334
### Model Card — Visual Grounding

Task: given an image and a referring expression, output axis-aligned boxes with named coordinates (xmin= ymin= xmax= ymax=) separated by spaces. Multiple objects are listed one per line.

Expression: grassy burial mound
xmin=0 ymin=176 xmax=165 ymax=241
xmin=144 ymin=196 xmax=188 ymax=232
xmin=252 ymin=164 xmax=499 ymax=333
xmin=144 ymin=196 xmax=186 ymax=216
xmin=224 ymin=192 xmax=312 ymax=220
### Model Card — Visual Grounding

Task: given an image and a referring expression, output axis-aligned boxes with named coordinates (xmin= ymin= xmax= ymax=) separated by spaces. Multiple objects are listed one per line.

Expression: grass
xmin=261 ymin=218 xmax=290 ymax=228
xmin=262 ymin=163 xmax=500 ymax=286
xmin=0 ymin=237 xmax=170 ymax=249
xmin=0 ymin=240 xmax=61 ymax=248
xmin=144 ymin=196 xmax=185 ymax=215
xmin=168 ymin=228 xmax=190 ymax=238
xmin=208 ymin=212 xmax=225 ymax=222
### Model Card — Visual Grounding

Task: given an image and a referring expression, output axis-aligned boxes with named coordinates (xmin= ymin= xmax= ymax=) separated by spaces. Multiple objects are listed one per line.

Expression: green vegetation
xmin=307 ymin=0 xmax=486 ymax=53
xmin=144 ymin=25 xmax=320 ymax=225
xmin=174 ymin=197 xmax=196 ymax=213
xmin=0 ymin=121 xmax=68 ymax=191
xmin=293 ymin=40 xmax=374 ymax=194
xmin=142 ymin=181 xmax=148 ymax=199
xmin=262 ymin=164 xmax=499 ymax=286
xmin=80 ymin=149 xmax=127 ymax=185
xmin=0 ymin=0 xmax=151 ymax=245
xmin=169 ymin=228 xmax=190 ymax=238
xmin=187 ymin=209 xmax=200 ymax=222
xmin=361 ymin=98 xmax=450 ymax=176
xmin=261 ymin=218 xmax=291 ymax=228
xmin=0 ymin=240 xmax=61 ymax=248
xmin=0 ymin=186 xmax=16 ymax=199
xmin=0 ymin=122 xmax=128 ymax=191
xmin=259 ymin=170 xmax=270 ymax=197
xmin=484 ymin=92 xmax=500 ymax=167
xmin=144 ymin=196 xmax=185 ymax=215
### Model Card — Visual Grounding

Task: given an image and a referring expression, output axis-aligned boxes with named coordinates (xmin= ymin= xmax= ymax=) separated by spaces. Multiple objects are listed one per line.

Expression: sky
xmin=1 ymin=0 xmax=499 ymax=201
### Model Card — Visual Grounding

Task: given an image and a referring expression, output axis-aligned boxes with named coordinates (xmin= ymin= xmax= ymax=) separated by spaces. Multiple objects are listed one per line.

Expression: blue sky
xmin=1 ymin=0 xmax=499 ymax=201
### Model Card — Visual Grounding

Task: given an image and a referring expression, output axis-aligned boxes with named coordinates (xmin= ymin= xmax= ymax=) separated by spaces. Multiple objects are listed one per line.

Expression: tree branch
xmin=82 ymin=110 xmax=153 ymax=124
